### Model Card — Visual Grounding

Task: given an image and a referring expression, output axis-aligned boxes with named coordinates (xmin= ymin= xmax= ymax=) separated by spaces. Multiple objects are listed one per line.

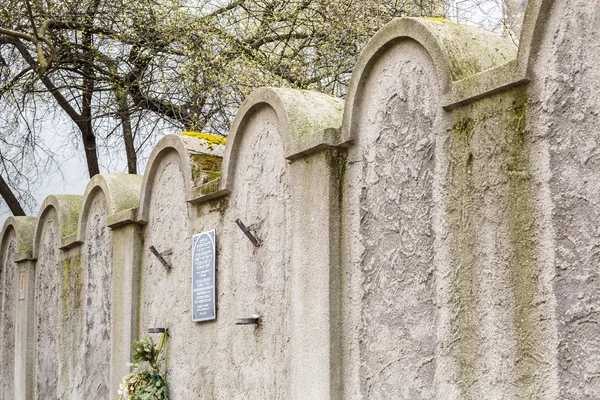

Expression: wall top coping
xmin=194 ymin=87 xmax=344 ymax=203
xmin=76 ymin=174 xmax=144 ymax=242
xmin=32 ymin=194 xmax=82 ymax=257
xmin=0 ymin=216 xmax=37 ymax=261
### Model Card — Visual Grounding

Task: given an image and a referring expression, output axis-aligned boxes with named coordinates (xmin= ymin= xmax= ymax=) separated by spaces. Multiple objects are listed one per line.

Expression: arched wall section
xmin=216 ymin=103 xmax=292 ymax=398
xmin=0 ymin=217 xmax=35 ymax=400
xmin=339 ymin=12 xmax=560 ymax=400
xmin=0 ymin=226 xmax=18 ymax=399
xmin=76 ymin=174 xmax=144 ymax=238
xmin=138 ymin=146 xmax=195 ymax=398
xmin=220 ymin=87 xmax=343 ymax=191
xmin=31 ymin=196 xmax=83 ymax=398
xmin=32 ymin=195 xmax=82 ymax=257
xmin=0 ymin=217 xmax=37 ymax=257
xmin=134 ymin=96 xmax=311 ymax=397
xmin=33 ymin=206 xmax=62 ymax=398
xmin=526 ymin=0 xmax=600 ymax=398
xmin=136 ymin=135 xmax=221 ymax=398
xmin=137 ymin=137 xmax=217 ymax=398
xmin=139 ymin=141 xmax=193 ymax=224
xmin=341 ymin=37 xmax=444 ymax=399
xmin=342 ymin=17 xmax=518 ymax=141
xmin=139 ymin=135 xmax=225 ymax=218
xmin=80 ymin=189 xmax=112 ymax=398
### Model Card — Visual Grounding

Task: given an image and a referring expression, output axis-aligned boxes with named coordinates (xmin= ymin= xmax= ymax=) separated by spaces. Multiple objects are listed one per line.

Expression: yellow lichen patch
xmin=190 ymin=153 xmax=223 ymax=185
xmin=182 ymin=131 xmax=227 ymax=146
xmin=425 ymin=17 xmax=456 ymax=24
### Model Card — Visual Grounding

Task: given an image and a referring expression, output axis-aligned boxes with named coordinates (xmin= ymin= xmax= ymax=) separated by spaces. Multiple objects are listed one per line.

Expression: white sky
xmin=0 ymin=115 xmax=154 ymax=219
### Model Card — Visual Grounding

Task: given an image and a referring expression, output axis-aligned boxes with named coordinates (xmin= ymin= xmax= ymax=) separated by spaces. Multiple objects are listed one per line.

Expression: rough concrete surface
xmin=216 ymin=105 xmax=291 ymax=399
xmin=82 ymin=193 xmax=112 ymax=398
xmin=444 ymin=91 xmax=557 ymax=399
xmin=0 ymin=230 xmax=17 ymax=400
xmin=529 ymin=0 xmax=600 ymax=398
xmin=34 ymin=210 xmax=61 ymax=398
xmin=349 ymin=39 xmax=440 ymax=399
xmin=2 ymin=2 xmax=600 ymax=399
xmin=140 ymin=149 xmax=194 ymax=398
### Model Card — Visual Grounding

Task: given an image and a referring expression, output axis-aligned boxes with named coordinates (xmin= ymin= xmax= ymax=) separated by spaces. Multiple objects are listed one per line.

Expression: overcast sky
xmin=0 ymin=117 xmax=153 ymax=219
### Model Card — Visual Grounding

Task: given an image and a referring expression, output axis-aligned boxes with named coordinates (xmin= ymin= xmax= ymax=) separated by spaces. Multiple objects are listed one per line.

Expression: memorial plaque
xmin=192 ymin=229 xmax=216 ymax=322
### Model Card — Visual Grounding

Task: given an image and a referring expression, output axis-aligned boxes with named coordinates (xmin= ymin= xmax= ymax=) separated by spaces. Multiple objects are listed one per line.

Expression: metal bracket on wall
xmin=147 ymin=327 xmax=168 ymax=334
xmin=235 ymin=315 xmax=261 ymax=325
xmin=149 ymin=246 xmax=172 ymax=271
xmin=235 ymin=218 xmax=261 ymax=247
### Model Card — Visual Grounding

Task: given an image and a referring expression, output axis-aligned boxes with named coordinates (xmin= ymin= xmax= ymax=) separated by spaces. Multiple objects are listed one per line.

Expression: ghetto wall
xmin=2 ymin=0 xmax=600 ymax=398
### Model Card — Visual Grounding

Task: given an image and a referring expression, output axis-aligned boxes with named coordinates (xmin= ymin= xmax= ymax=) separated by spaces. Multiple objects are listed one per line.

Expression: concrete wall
xmin=351 ymin=37 xmax=441 ymax=399
xmin=0 ymin=228 xmax=17 ymax=400
xmin=2 ymin=1 xmax=600 ymax=398
xmin=81 ymin=191 xmax=112 ymax=397
xmin=527 ymin=1 xmax=600 ymax=398
xmin=34 ymin=207 xmax=62 ymax=398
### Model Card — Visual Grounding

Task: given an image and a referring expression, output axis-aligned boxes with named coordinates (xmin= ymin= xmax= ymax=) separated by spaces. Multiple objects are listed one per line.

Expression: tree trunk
xmin=117 ymin=90 xmax=137 ymax=174
xmin=3 ymin=37 xmax=100 ymax=177
xmin=0 ymin=174 xmax=25 ymax=216
xmin=80 ymin=119 xmax=100 ymax=177
xmin=81 ymin=25 xmax=100 ymax=178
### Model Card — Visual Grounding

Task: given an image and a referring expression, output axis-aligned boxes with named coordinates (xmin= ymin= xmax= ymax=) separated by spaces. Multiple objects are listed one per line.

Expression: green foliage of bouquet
xmin=118 ymin=333 xmax=168 ymax=400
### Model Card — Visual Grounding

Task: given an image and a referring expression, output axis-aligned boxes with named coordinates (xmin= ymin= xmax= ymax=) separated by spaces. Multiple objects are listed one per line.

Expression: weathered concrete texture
xmin=288 ymin=148 xmax=345 ymax=399
xmin=345 ymin=38 xmax=440 ymax=399
xmin=216 ymin=104 xmax=291 ymax=398
xmin=60 ymin=249 xmax=83 ymax=399
xmin=15 ymin=259 xmax=35 ymax=400
xmin=6 ymin=5 xmax=600 ymax=399
xmin=82 ymin=192 xmax=112 ymax=398
xmin=0 ymin=230 xmax=17 ymax=400
xmin=34 ymin=209 xmax=61 ymax=398
xmin=528 ymin=0 xmax=600 ymax=398
xmin=220 ymin=87 xmax=344 ymax=195
xmin=109 ymin=222 xmax=142 ymax=400
xmin=418 ymin=18 xmax=517 ymax=81
xmin=140 ymin=149 xmax=193 ymax=398
xmin=444 ymin=90 xmax=557 ymax=400
xmin=1 ymin=216 xmax=37 ymax=400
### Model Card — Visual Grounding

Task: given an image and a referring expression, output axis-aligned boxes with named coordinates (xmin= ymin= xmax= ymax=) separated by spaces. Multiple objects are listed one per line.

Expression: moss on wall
xmin=326 ymin=147 xmax=347 ymax=210
xmin=61 ymin=255 xmax=82 ymax=323
xmin=190 ymin=154 xmax=223 ymax=185
xmin=503 ymin=90 xmax=541 ymax=399
xmin=448 ymin=109 xmax=478 ymax=399
xmin=207 ymin=197 xmax=229 ymax=214
xmin=448 ymin=88 xmax=543 ymax=399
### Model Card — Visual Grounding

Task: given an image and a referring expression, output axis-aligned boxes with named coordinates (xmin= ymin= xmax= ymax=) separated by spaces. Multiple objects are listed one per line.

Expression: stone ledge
xmin=189 ymin=178 xmax=231 ymax=205
xmin=60 ymin=232 xmax=82 ymax=250
xmin=444 ymin=60 xmax=529 ymax=110
xmin=107 ymin=208 xmax=142 ymax=229
xmin=14 ymin=250 xmax=34 ymax=263
xmin=285 ymin=128 xmax=342 ymax=160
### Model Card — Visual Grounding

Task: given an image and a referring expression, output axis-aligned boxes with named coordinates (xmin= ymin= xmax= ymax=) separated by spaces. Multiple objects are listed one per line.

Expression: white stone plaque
xmin=192 ymin=229 xmax=216 ymax=322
